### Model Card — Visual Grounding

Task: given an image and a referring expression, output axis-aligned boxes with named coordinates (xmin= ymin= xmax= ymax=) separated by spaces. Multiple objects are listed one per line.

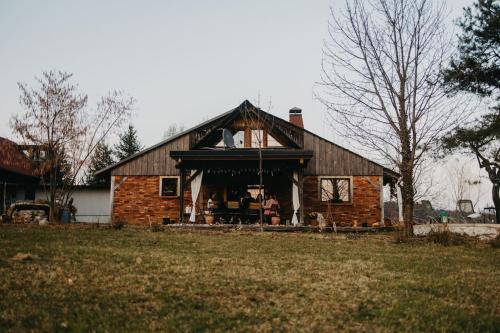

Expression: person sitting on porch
xmin=271 ymin=194 xmax=280 ymax=216
xmin=263 ymin=193 xmax=272 ymax=223
xmin=240 ymin=191 xmax=252 ymax=224
xmin=256 ymin=193 xmax=264 ymax=206
xmin=215 ymin=193 xmax=227 ymax=223
xmin=264 ymin=194 xmax=279 ymax=223
xmin=207 ymin=192 xmax=217 ymax=213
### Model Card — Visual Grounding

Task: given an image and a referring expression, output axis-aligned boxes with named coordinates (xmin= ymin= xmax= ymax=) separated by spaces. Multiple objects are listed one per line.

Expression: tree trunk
xmin=49 ymin=170 xmax=57 ymax=223
xmin=400 ymin=155 xmax=415 ymax=236
xmin=258 ymin=147 xmax=264 ymax=231
xmin=400 ymin=126 xmax=415 ymax=236
xmin=402 ymin=198 xmax=414 ymax=234
xmin=493 ymin=183 xmax=500 ymax=224
xmin=401 ymin=181 xmax=415 ymax=235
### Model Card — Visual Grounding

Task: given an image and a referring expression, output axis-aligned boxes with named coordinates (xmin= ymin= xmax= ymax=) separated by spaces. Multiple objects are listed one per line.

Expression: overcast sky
xmin=2 ymin=0 xmax=490 ymax=209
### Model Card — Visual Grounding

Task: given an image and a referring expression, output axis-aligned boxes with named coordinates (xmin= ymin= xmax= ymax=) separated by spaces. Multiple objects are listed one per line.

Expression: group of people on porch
xmin=206 ymin=190 xmax=280 ymax=224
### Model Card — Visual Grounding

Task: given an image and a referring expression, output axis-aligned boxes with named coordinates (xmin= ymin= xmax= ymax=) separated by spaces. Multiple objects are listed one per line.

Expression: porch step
xmin=162 ymin=223 xmax=395 ymax=233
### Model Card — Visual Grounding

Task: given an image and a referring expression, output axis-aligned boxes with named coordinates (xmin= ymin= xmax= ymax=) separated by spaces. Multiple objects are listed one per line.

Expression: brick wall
xmin=112 ymin=176 xmax=192 ymax=225
xmin=112 ymin=175 xmax=381 ymax=226
xmin=303 ymin=176 xmax=381 ymax=226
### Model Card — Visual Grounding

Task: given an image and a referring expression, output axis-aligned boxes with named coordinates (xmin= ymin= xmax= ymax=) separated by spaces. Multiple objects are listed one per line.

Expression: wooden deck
xmin=161 ymin=223 xmax=395 ymax=233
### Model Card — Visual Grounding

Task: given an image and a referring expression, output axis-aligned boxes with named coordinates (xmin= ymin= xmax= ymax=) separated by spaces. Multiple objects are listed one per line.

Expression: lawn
xmin=0 ymin=225 xmax=498 ymax=332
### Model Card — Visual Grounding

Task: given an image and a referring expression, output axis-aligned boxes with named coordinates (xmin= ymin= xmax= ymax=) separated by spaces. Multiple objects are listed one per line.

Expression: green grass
xmin=0 ymin=225 xmax=499 ymax=332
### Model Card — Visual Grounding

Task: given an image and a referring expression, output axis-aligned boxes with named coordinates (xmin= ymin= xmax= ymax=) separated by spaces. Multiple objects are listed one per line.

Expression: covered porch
xmin=170 ymin=149 xmax=313 ymax=225
xmin=0 ymin=169 xmax=38 ymax=215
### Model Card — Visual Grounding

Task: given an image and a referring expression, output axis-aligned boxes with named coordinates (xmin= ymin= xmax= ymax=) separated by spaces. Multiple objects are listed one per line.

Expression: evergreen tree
xmin=114 ymin=125 xmax=143 ymax=161
xmin=443 ymin=0 xmax=499 ymax=100
xmin=86 ymin=141 xmax=115 ymax=185
xmin=442 ymin=0 xmax=500 ymax=223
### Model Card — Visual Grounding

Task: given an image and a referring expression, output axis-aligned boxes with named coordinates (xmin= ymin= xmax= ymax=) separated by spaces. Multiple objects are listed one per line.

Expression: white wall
xmin=414 ymin=224 xmax=500 ymax=240
xmin=35 ymin=188 xmax=110 ymax=223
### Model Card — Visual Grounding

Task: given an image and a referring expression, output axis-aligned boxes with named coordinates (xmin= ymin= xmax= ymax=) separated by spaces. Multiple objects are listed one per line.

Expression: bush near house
xmin=0 ymin=226 xmax=498 ymax=332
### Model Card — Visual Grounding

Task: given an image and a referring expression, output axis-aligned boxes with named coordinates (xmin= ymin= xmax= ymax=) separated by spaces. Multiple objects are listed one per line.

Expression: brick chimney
xmin=289 ymin=107 xmax=303 ymax=128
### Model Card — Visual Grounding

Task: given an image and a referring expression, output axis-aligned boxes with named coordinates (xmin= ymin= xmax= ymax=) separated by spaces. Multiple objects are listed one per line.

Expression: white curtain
xmin=189 ymin=170 xmax=203 ymax=222
xmin=292 ymin=171 xmax=299 ymax=226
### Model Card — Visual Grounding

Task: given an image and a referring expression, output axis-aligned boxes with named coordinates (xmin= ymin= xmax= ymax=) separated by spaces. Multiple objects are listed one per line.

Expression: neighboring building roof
xmin=0 ymin=137 xmax=37 ymax=178
xmin=96 ymin=100 xmax=399 ymax=178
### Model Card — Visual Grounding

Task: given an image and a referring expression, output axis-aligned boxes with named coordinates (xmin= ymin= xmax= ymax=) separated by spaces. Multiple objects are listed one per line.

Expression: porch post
xmin=380 ymin=176 xmax=385 ymax=226
xmin=299 ymin=170 xmax=304 ymax=225
xmin=109 ymin=176 xmax=115 ymax=223
xmin=179 ymin=169 xmax=185 ymax=223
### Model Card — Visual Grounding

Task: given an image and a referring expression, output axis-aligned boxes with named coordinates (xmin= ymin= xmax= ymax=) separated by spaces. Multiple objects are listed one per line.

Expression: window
xmin=159 ymin=177 xmax=179 ymax=197
xmin=247 ymin=185 xmax=265 ymax=199
xmin=215 ymin=130 xmax=283 ymax=148
xmin=320 ymin=177 xmax=352 ymax=203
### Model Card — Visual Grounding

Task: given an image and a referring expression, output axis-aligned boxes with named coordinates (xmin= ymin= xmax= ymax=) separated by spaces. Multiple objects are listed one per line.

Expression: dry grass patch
xmin=0 ymin=225 xmax=498 ymax=332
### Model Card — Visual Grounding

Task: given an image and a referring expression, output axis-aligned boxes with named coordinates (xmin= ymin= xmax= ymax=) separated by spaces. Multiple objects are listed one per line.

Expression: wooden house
xmin=96 ymin=100 xmax=398 ymax=226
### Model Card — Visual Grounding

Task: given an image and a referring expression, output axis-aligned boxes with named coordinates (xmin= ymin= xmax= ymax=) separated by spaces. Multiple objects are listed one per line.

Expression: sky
xmin=2 ymin=0 xmax=491 ymax=209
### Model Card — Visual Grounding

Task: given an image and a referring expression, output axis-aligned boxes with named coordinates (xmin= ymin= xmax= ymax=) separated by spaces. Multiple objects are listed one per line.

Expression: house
xmin=96 ymin=100 xmax=398 ymax=226
xmin=0 ymin=137 xmax=111 ymax=222
xmin=0 ymin=137 xmax=38 ymax=214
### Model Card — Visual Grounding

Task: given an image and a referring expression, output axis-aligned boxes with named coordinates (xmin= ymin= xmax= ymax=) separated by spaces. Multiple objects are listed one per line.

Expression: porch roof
xmin=170 ymin=148 xmax=313 ymax=169
xmin=171 ymin=148 xmax=313 ymax=160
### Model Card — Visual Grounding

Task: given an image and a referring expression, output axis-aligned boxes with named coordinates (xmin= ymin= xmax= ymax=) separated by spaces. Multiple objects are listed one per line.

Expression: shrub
xmin=393 ymin=230 xmax=414 ymax=243
xmin=393 ymin=228 xmax=476 ymax=246
xmin=490 ymin=233 xmax=500 ymax=248
xmin=112 ymin=218 xmax=126 ymax=230
xmin=426 ymin=230 xmax=467 ymax=246
xmin=150 ymin=223 xmax=161 ymax=232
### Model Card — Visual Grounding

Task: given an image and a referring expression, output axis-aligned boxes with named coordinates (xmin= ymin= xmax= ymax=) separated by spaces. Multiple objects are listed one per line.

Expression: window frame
xmin=159 ymin=176 xmax=180 ymax=198
xmin=318 ymin=176 xmax=353 ymax=205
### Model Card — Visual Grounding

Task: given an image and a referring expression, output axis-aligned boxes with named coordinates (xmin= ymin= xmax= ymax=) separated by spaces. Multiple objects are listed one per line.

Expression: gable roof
xmin=95 ymin=102 xmax=241 ymax=176
xmin=96 ymin=100 xmax=398 ymax=178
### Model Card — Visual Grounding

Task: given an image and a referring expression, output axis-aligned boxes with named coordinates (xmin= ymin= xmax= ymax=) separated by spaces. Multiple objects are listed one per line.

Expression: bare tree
xmin=12 ymin=71 xmax=134 ymax=222
xmin=318 ymin=0 xmax=471 ymax=234
xmin=163 ymin=124 xmax=185 ymax=140
xmin=241 ymin=99 xmax=274 ymax=230
xmin=413 ymin=159 xmax=445 ymax=204
xmin=445 ymin=159 xmax=483 ymax=210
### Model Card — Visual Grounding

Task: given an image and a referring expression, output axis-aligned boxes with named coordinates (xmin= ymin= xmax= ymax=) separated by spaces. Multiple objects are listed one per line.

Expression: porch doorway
xmin=196 ymin=167 xmax=293 ymax=224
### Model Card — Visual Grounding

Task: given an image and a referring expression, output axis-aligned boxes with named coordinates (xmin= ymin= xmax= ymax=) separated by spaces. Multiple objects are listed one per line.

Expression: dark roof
xmin=95 ymin=102 xmax=240 ymax=176
xmin=0 ymin=137 xmax=37 ymax=178
xmin=96 ymin=100 xmax=399 ymax=178
xmin=170 ymin=149 xmax=313 ymax=160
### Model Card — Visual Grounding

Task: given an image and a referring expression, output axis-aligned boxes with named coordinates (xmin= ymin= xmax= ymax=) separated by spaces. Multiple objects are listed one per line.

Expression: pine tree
xmin=443 ymin=0 xmax=499 ymax=100
xmin=442 ymin=0 xmax=500 ymax=223
xmin=114 ymin=125 xmax=143 ymax=161
xmin=86 ymin=141 xmax=115 ymax=185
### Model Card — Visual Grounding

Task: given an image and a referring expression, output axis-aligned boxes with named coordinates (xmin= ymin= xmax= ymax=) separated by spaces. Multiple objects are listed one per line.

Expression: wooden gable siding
xmin=303 ymin=132 xmax=382 ymax=176
xmin=111 ymin=134 xmax=190 ymax=176
xmin=110 ymin=128 xmax=382 ymax=177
